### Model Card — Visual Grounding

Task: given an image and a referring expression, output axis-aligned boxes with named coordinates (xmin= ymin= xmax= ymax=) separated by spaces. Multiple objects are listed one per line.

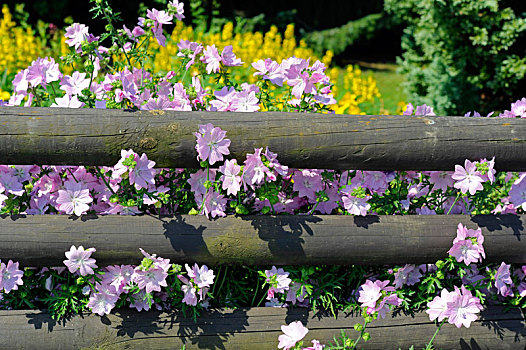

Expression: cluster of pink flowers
xmin=177 ymin=263 xmax=215 ymax=306
xmin=264 ymin=266 xmax=292 ymax=307
xmin=358 ymin=279 xmax=402 ymax=318
xmin=59 ymin=245 xmax=214 ymax=316
xmin=448 ymin=223 xmax=485 ymax=265
xmin=426 ymin=285 xmax=483 ymax=328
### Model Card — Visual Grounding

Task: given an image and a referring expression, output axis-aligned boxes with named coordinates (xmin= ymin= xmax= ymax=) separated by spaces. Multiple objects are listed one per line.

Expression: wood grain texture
xmin=0 ymin=306 xmax=524 ymax=349
xmin=1 ymin=107 xmax=526 ymax=170
xmin=1 ymin=214 xmax=524 ymax=266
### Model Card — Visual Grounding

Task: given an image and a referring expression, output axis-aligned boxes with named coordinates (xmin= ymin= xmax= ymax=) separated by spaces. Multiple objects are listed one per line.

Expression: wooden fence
xmin=0 ymin=107 xmax=525 ymax=349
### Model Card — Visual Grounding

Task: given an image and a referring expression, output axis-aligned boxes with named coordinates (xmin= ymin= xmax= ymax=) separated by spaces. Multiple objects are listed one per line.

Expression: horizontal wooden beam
xmin=1 ymin=306 xmax=524 ymax=349
xmin=1 ymin=107 xmax=526 ymax=170
xmin=1 ymin=214 xmax=524 ymax=266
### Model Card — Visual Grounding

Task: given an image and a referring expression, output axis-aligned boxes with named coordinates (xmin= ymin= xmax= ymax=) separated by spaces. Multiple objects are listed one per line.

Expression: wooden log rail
xmin=0 ymin=306 xmax=524 ymax=349
xmin=0 ymin=214 xmax=525 ymax=266
xmin=1 ymin=107 xmax=526 ymax=349
xmin=1 ymin=107 xmax=526 ymax=170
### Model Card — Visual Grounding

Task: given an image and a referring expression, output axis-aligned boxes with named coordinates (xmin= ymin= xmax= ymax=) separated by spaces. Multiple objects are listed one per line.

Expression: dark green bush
xmin=385 ymin=0 xmax=526 ymax=115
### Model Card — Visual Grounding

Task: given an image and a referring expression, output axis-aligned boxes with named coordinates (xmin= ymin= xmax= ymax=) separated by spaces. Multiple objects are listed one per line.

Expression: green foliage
xmin=304 ymin=13 xmax=392 ymax=55
xmin=385 ymin=0 xmax=526 ymax=115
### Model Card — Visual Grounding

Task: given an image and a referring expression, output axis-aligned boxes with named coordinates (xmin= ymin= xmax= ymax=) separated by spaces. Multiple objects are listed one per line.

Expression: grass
xmin=367 ymin=64 xmax=407 ymax=115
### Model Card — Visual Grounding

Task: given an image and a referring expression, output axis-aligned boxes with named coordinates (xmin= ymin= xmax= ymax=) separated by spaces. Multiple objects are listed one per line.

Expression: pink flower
xmin=129 ymin=153 xmax=156 ymax=190
xmin=393 ymin=264 xmax=423 ymax=289
xmin=341 ymin=194 xmax=370 ymax=216
xmin=426 ymin=288 xmax=457 ymax=322
xmin=63 ymin=245 xmax=98 ymax=276
xmin=511 ymin=98 xmax=526 ymax=118
xmin=219 ymin=159 xmax=241 ymax=195
xmin=60 ymin=72 xmax=90 ymax=96
xmin=221 ymin=45 xmax=243 ymax=66
xmin=278 ymin=321 xmax=309 ymax=350
xmin=168 ymin=0 xmax=185 ymax=20
xmin=134 ymin=266 xmax=168 ymax=294
xmin=427 ymin=171 xmax=454 ymax=192
xmin=27 ymin=57 xmax=61 ymax=88
xmin=445 ymin=286 xmax=483 ymax=328
xmin=88 ymin=283 xmax=119 ymax=316
xmin=65 ymin=23 xmax=90 ymax=51
xmin=0 ymin=260 xmax=24 ymax=293
xmin=292 ymin=170 xmax=324 ymax=201
xmin=202 ymin=190 xmax=227 ymax=218
xmin=186 ymin=263 xmax=215 ymax=289
xmin=302 ymin=340 xmax=325 ymax=350
xmin=231 ymin=90 xmax=260 ymax=112
xmin=415 ymin=104 xmax=435 ymax=116
xmin=188 ymin=169 xmax=217 ymax=196
xmin=194 ymin=123 xmax=231 ymax=165
xmin=146 ymin=8 xmax=173 ymax=25
xmin=210 ymin=86 xmax=236 ymax=111
xmin=452 ymin=159 xmax=484 ymax=195
xmin=252 ymin=58 xmax=284 ymax=86
xmin=358 ymin=280 xmax=382 ymax=309
xmin=453 ymin=223 xmax=485 ymax=259
xmin=51 ymin=94 xmax=85 ymax=108
xmin=178 ymin=275 xmax=198 ymax=306
xmin=201 ymin=45 xmax=222 ymax=74
xmin=56 ymin=180 xmax=92 ymax=216
xmin=495 ymin=262 xmax=513 ymax=297
xmin=265 ymin=266 xmax=292 ymax=299
xmin=286 ymin=282 xmax=306 ymax=305
xmin=448 ymin=240 xmax=481 ymax=265
xmin=129 ymin=289 xmax=151 ymax=312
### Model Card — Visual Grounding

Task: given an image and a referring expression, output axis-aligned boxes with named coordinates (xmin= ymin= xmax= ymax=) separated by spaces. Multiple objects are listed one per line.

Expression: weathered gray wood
xmin=1 ymin=214 xmax=524 ymax=266
xmin=0 ymin=306 xmax=523 ymax=349
xmin=1 ymin=107 xmax=526 ymax=170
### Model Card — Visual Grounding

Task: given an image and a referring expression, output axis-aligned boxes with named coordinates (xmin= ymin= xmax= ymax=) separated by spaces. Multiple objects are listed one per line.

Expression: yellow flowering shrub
xmin=0 ymin=5 xmax=40 ymax=77
xmin=0 ymin=5 xmax=70 ymax=90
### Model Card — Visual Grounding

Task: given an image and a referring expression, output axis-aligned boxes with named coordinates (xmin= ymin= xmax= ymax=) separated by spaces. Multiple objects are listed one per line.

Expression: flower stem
xmin=351 ymin=320 xmax=368 ymax=350
xmin=425 ymin=319 xmax=445 ymax=350
xmin=446 ymin=192 xmax=461 ymax=215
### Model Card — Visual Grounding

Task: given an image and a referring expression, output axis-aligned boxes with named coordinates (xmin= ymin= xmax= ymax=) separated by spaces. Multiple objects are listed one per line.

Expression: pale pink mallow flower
xmin=221 ymin=45 xmax=243 ymax=67
xmin=415 ymin=104 xmax=436 ymax=116
xmin=134 ymin=267 xmax=168 ymax=294
xmin=87 ymin=282 xmax=119 ymax=316
xmin=286 ymin=282 xmax=306 ymax=305
xmin=230 ymin=90 xmax=260 ymax=112
xmin=26 ymin=57 xmax=61 ymax=88
xmin=452 ymin=159 xmax=484 ymax=195
xmin=129 ymin=153 xmax=156 ymax=190
xmin=194 ymin=123 xmax=231 ymax=165
xmin=252 ymin=58 xmax=285 ymax=86
xmin=60 ymin=72 xmax=90 ymax=96
xmin=453 ymin=223 xmax=485 ymax=260
xmin=202 ymin=190 xmax=228 ymax=218
xmin=495 ymin=262 xmax=513 ymax=297
xmin=341 ymin=193 xmax=371 ymax=216
xmin=186 ymin=263 xmax=215 ymax=289
xmin=278 ymin=321 xmax=309 ymax=350
xmin=358 ymin=279 xmax=401 ymax=318
xmin=265 ymin=266 xmax=292 ymax=300
xmin=508 ymin=174 xmax=526 ymax=210
xmin=394 ymin=264 xmax=423 ymax=289
xmin=56 ymin=180 xmax=92 ymax=216
xmin=303 ymin=340 xmax=325 ymax=350
xmin=292 ymin=170 xmax=324 ymax=201
xmin=129 ymin=289 xmax=151 ymax=312
xmin=200 ymin=45 xmax=222 ymax=74
xmin=178 ymin=275 xmax=198 ymax=306
xmin=427 ymin=171 xmax=454 ymax=192
xmin=188 ymin=169 xmax=217 ymax=196
xmin=445 ymin=286 xmax=483 ymax=328
xmin=0 ymin=260 xmax=24 ymax=293
xmin=51 ymin=94 xmax=85 ymax=108
xmin=511 ymin=98 xmax=526 ymax=118
xmin=168 ymin=0 xmax=185 ymax=20
xmin=146 ymin=8 xmax=173 ymax=25
xmin=448 ymin=239 xmax=481 ymax=265
xmin=65 ymin=23 xmax=90 ymax=51
xmin=219 ymin=159 xmax=241 ymax=195
xmin=426 ymin=288 xmax=457 ymax=322
xmin=357 ymin=280 xmax=382 ymax=309
xmin=102 ymin=265 xmax=134 ymax=294
xmin=63 ymin=245 xmax=98 ymax=276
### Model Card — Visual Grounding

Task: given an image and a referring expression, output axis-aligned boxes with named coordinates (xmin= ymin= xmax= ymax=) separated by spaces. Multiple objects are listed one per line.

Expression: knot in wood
xmin=139 ymin=137 xmax=158 ymax=150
